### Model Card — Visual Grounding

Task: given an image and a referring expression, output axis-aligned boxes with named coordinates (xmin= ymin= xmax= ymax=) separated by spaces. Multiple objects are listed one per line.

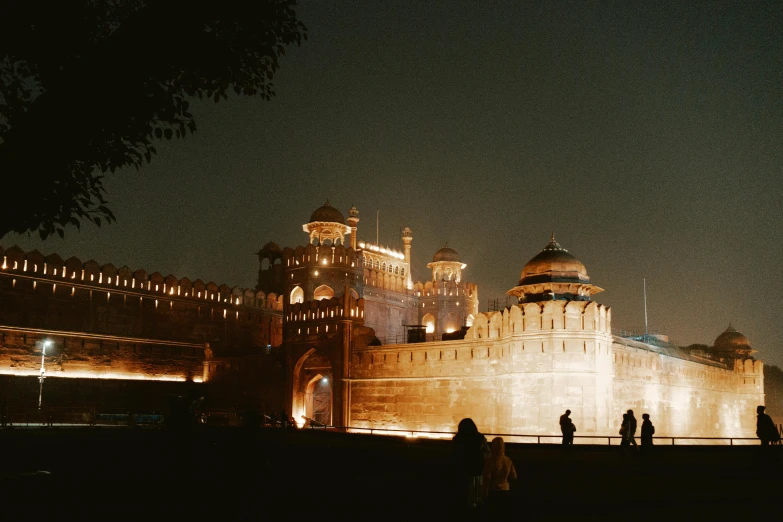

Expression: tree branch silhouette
xmin=0 ymin=0 xmax=306 ymax=240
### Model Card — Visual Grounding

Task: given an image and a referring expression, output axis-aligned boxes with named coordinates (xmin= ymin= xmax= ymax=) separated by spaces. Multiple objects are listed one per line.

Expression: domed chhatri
xmin=309 ymin=199 xmax=345 ymax=225
xmin=302 ymin=200 xmax=352 ymax=246
xmin=427 ymin=244 xmax=466 ymax=282
xmin=432 ymin=246 xmax=460 ymax=263
xmin=507 ymin=235 xmax=603 ymax=303
xmin=713 ymin=325 xmax=755 ymax=357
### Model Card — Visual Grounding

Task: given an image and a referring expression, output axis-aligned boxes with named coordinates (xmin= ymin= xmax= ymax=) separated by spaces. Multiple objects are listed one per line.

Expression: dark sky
xmin=5 ymin=1 xmax=783 ymax=365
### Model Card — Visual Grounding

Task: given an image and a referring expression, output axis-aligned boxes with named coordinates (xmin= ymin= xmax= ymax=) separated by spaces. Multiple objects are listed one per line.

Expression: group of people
xmin=560 ymin=408 xmax=656 ymax=451
xmin=558 ymin=406 xmax=781 ymax=447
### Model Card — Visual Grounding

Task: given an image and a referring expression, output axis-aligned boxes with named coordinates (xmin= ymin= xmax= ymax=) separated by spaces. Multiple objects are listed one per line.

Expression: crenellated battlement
xmin=464 ymin=301 xmax=611 ymax=340
xmin=0 ymin=245 xmax=282 ymax=311
xmin=287 ymin=294 xmax=365 ymax=324
xmin=281 ymin=243 xmax=363 ymax=270
xmin=734 ymin=358 xmax=763 ymax=376
xmin=412 ymin=279 xmax=478 ymax=298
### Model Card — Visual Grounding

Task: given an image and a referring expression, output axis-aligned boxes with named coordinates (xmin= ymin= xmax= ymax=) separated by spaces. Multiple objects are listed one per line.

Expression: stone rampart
xmin=347 ymin=302 xmax=763 ymax=439
xmin=0 ymin=245 xmax=283 ymax=387
xmin=0 ymin=245 xmax=283 ymax=311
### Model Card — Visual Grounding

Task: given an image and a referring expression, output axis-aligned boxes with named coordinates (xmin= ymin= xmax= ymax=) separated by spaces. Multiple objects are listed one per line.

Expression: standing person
xmin=619 ymin=413 xmax=629 ymax=451
xmin=625 ymin=410 xmax=638 ymax=451
xmin=565 ymin=418 xmax=576 ymax=446
xmin=451 ymin=418 xmax=491 ymax=511
xmin=641 ymin=413 xmax=655 ymax=451
xmin=756 ymin=405 xmax=781 ymax=447
xmin=279 ymin=409 xmax=289 ymax=432
xmin=482 ymin=437 xmax=517 ymax=516
xmin=559 ymin=410 xmax=572 ymax=445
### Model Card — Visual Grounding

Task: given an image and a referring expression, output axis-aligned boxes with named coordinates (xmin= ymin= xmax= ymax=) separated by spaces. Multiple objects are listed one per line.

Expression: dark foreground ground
xmin=1 ymin=427 xmax=781 ymax=522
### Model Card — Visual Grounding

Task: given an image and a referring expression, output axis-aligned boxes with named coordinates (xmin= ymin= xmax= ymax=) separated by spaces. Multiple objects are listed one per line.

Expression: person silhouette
xmin=756 ymin=405 xmax=780 ymax=447
xmin=482 ymin=437 xmax=517 ymax=516
xmin=641 ymin=413 xmax=655 ymax=451
xmin=451 ymin=418 xmax=491 ymax=511
xmin=559 ymin=410 xmax=572 ymax=445
xmin=624 ymin=410 xmax=638 ymax=451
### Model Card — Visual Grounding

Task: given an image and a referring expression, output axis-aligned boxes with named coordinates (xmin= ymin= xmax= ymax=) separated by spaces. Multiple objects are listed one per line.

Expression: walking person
xmin=641 ymin=413 xmax=655 ymax=452
xmin=756 ymin=405 xmax=780 ymax=447
xmin=482 ymin=437 xmax=517 ymax=516
xmin=559 ymin=410 xmax=572 ymax=445
xmin=451 ymin=418 xmax=491 ymax=513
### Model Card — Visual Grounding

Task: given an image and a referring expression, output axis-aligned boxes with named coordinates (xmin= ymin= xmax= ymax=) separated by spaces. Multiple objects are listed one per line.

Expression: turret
xmin=402 ymin=227 xmax=413 ymax=288
xmin=347 ymin=205 xmax=359 ymax=250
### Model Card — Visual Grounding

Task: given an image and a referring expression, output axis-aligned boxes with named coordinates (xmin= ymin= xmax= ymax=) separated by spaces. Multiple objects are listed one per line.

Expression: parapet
xmin=464 ymin=300 xmax=611 ymax=339
xmin=0 ymin=244 xmax=282 ymax=311
xmin=282 ymin=244 xmax=363 ymax=270
xmin=733 ymin=358 xmax=763 ymax=376
xmin=287 ymin=294 xmax=365 ymax=324
xmin=411 ymin=279 xmax=477 ymax=298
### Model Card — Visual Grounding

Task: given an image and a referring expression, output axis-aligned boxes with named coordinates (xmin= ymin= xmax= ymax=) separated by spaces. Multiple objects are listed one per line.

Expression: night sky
xmin=4 ymin=2 xmax=782 ymax=366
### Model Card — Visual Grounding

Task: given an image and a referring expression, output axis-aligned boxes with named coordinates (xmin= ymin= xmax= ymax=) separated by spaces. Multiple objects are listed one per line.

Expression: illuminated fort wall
xmin=0 ymin=245 xmax=284 ymax=410
xmin=348 ymin=302 xmax=764 ymax=438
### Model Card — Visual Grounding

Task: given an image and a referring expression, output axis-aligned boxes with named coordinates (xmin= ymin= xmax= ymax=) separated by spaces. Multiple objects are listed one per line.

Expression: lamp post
xmin=38 ymin=340 xmax=51 ymax=412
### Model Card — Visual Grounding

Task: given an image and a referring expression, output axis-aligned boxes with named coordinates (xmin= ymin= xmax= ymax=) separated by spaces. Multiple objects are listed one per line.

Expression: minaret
xmin=402 ymin=227 xmax=413 ymax=288
xmin=347 ymin=205 xmax=359 ymax=249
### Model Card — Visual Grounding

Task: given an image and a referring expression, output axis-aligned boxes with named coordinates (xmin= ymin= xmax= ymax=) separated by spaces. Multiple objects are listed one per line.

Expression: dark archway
xmin=292 ymin=349 xmax=333 ymax=426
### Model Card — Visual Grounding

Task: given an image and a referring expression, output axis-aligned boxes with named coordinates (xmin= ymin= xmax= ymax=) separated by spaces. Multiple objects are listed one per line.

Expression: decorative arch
xmin=290 ymin=286 xmax=304 ymax=304
xmin=314 ymin=284 xmax=335 ymax=301
xmin=292 ymin=349 xmax=333 ymax=427
xmin=422 ymin=313 xmax=435 ymax=334
xmin=443 ymin=312 xmax=460 ymax=333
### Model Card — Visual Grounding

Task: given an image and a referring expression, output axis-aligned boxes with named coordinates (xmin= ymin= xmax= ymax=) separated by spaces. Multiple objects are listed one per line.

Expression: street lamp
xmin=38 ymin=340 xmax=51 ymax=411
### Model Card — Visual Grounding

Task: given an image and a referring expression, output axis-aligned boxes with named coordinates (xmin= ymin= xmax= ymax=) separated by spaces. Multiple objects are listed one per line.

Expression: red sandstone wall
xmin=348 ymin=335 xmax=614 ymax=436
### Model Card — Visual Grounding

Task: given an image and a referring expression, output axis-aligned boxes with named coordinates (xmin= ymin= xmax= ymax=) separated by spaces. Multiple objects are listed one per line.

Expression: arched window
xmin=422 ymin=313 xmax=435 ymax=334
xmin=466 ymin=314 xmax=475 ymax=327
xmin=388 ymin=264 xmax=393 ymax=273
xmin=394 ymin=266 xmax=399 ymax=275
xmin=374 ymin=260 xmax=380 ymax=270
xmin=381 ymin=262 xmax=386 ymax=272
xmin=314 ymin=284 xmax=335 ymax=301
xmin=401 ymin=268 xmax=405 ymax=276
xmin=290 ymin=286 xmax=304 ymax=304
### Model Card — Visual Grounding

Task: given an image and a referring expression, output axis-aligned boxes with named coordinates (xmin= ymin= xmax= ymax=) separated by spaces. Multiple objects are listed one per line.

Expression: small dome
xmin=433 ymin=246 xmax=460 ymax=263
xmin=260 ymin=242 xmax=282 ymax=252
xmin=309 ymin=200 xmax=345 ymax=224
xmin=518 ymin=236 xmax=589 ymax=286
xmin=714 ymin=326 xmax=751 ymax=352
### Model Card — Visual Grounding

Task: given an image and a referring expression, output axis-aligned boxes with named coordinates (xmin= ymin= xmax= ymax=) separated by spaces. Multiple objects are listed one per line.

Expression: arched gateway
xmin=292 ymin=349 xmax=333 ymax=426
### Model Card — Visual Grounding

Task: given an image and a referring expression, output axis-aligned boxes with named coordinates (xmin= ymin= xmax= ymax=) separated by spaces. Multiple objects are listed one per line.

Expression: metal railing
xmin=302 ymin=424 xmax=764 ymax=446
xmin=0 ymin=407 xmax=166 ymax=428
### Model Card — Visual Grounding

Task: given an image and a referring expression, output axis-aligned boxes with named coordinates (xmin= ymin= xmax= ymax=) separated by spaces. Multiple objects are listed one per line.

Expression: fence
xmin=303 ymin=425 xmax=767 ymax=446
xmin=0 ymin=407 xmax=165 ymax=428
